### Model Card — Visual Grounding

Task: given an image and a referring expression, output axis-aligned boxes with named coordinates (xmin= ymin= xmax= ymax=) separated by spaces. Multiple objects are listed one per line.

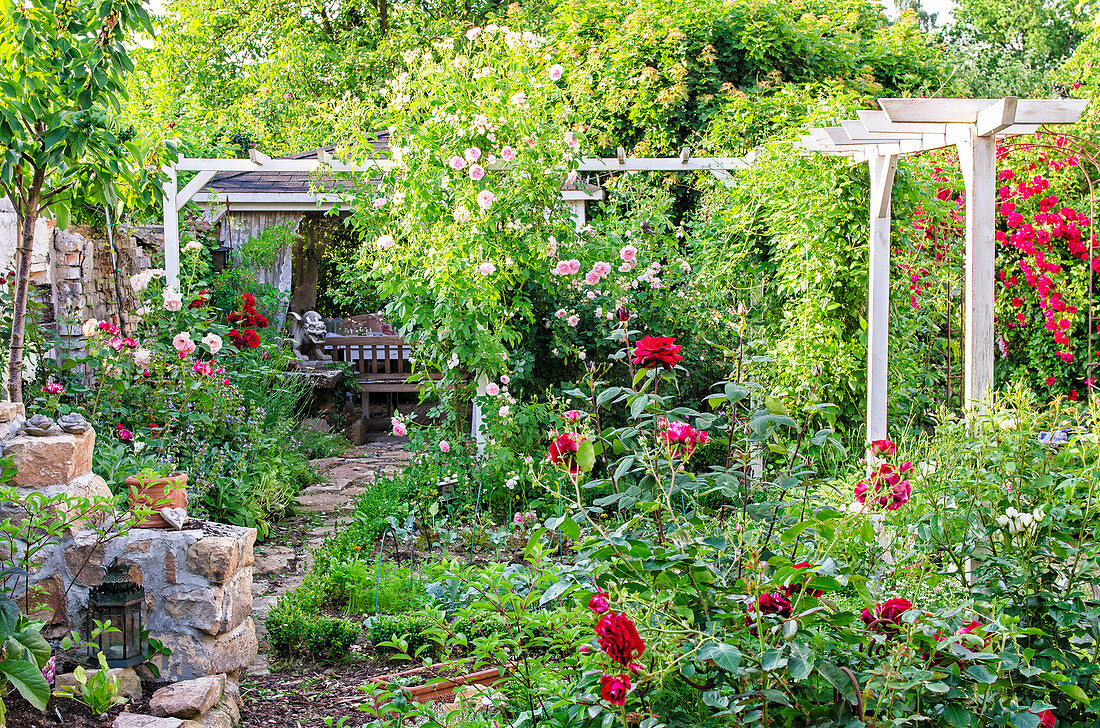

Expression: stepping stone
xmin=150 ymin=675 xmax=225 ymax=718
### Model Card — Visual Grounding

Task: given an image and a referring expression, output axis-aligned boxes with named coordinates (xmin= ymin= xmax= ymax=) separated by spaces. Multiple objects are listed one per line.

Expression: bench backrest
xmin=326 ymin=335 xmax=413 ymax=379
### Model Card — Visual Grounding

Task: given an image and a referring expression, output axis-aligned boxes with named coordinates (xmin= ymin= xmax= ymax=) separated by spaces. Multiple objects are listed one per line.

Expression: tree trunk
xmin=6 ymin=167 xmax=45 ymax=403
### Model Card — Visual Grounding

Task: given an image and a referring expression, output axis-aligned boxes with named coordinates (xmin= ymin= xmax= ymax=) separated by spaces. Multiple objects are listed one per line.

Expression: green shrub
xmin=265 ymin=599 xmax=362 ymax=662
xmin=298 ymin=428 xmax=350 ymax=460
xmin=366 ymin=613 xmax=436 ymax=656
xmin=329 ymin=559 xmax=425 ymax=616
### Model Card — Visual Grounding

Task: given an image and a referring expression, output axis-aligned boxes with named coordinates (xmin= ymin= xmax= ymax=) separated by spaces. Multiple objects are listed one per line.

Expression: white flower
xmin=81 ymin=318 xmax=99 ymax=337
xmin=498 ymin=405 xmax=510 ymax=418
xmin=202 ymin=333 xmax=223 ymax=355
xmin=163 ymin=287 xmax=183 ymax=312
xmin=134 ymin=348 xmax=152 ymax=369
xmin=184 ymin=240 xmax=203 ymax=253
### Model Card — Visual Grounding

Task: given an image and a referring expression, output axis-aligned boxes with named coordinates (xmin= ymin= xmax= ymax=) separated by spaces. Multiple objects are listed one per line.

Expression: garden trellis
xmin=798 ymin=97 xmax=1089 ymax=444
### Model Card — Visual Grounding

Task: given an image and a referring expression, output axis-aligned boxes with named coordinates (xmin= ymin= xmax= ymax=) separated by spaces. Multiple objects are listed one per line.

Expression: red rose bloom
xmin=548 ymin=432 xmax=582 ymax=474
xmin=248 ymin=312 xmax=269 ymax=329
xmin=631 ymin=335 xmax=683 ymax=369
xmin=758 ymin=592 xmax=793 ymax=618
xmin=600 ymin=674 xmax=630 ymax=706
xmin=241 ymin=293 xmax=256 ymax=309
xmin=1031 ymin=709 xmax=1056 ymax=728
xmin=595 ymin=612 xmax=645 ymax=666
xmin=870 ymin=439 xmax=896 ymax=457
xmin=862 ymin=598 xmax=913 ymax=635
xmin=588 ymin=591 xmax=610 ymax=614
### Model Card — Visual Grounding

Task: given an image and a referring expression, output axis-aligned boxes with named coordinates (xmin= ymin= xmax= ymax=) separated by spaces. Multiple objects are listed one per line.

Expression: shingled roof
xmin=204 ymin=133 xmax=390 ymax=196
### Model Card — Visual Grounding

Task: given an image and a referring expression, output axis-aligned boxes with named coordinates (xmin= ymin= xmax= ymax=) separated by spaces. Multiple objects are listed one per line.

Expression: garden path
xmin=247 ymin=434 xmax=412 ymax=676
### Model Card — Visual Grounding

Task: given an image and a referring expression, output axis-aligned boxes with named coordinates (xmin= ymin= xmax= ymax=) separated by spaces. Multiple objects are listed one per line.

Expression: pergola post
xmin=957 ymin=130 xmax=997 ymax=410
xmin=162 ymin=166 xmax=180 ymax=289
xmin=866 ymin=153 xmax=897 ymax=444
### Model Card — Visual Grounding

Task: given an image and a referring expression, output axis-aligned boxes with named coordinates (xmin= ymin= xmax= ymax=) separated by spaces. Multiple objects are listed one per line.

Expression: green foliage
xmin=264 ymin=600 xmax=362 ymax=662
xmin=53 ymin=652 xmax=128 ymax=716
xmin=297 ymin=428 xmax=350 ymax=460
xmin=329 ymin=560 xmax=426 ymax=616
xmin=366 ymin=613 xmax=436 ymax=656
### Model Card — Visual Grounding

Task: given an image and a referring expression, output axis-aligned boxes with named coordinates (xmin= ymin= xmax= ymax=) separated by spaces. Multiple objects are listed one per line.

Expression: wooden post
xmin=957 ymin=131 xmax=997 ymax=411
xmin=866 ymin=153 xmax=897 ymax=446
xmin=162 ymin=166 xmax=180 ymax=289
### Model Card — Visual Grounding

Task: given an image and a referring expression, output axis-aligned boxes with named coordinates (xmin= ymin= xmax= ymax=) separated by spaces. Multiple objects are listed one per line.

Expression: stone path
xmin=247 ymin=434 xmax=412 ymax=674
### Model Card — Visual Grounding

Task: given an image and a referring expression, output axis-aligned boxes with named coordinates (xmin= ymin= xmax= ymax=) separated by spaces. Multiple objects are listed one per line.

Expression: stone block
xmin=65 ymin=529 xmax=107 ymax=586
xmin=6 ymin=429 xmax=94 ymax=487
xmin=187 ymin=537 xmax=239 ymax=585
xmin=151 ymin=674 xmax=225 ymax=719
xmin=152 ymin=618 xmax=257 ymax=681
xmin=14 ymin=573 xmax=67 ymax=627
xmin=57 ymin=667 xmax=142 ymax=702
xmin=238 ymin=530 xmax=255 ymax=569
xmin=113 ymin=714 xmax=184 ymax=728
xmin=0 ymin=401 xmax=23 ymax=423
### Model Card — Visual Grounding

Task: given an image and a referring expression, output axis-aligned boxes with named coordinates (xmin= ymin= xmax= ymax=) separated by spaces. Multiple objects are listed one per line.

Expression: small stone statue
xmin=57 ymin=412 xmax=92 ymax=434
xmin=23 ymin=414 xmax=57 ymax=437
xmin=287 ymin=311 xmax=332 ymax=362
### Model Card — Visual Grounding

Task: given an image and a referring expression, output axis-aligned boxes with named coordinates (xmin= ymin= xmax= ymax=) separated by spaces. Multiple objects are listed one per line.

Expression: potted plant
xmin=126 ymin=464 xmax=187 ymax=529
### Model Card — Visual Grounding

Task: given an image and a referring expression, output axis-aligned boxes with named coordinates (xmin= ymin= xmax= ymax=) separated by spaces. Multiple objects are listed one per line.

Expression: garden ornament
xmin=57 ymin=412 xmax=92 ymax=434
xmin=160 ymin=507 xmax=189 ymax=530
xmin=287 ymin=310 xmax=332 ymax=362
xmin=23 ymin=413 xmax=57 ymax=436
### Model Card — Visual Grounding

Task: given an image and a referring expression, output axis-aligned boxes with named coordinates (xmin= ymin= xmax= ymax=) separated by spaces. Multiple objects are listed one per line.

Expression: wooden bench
xmin=325 ymin=335 xmax=442 ymax=420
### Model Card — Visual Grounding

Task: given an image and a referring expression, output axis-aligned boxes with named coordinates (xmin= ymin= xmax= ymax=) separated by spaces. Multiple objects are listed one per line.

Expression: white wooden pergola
xmin=161 ymin=148 xmax=753 ymax=288
xmin=798 ymin=97 xmax=1088 ymax=444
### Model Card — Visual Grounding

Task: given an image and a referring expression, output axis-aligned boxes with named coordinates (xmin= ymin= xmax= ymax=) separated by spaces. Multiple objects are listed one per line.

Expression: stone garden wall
xmin=0 ymin=411 xmax=258 ymax=681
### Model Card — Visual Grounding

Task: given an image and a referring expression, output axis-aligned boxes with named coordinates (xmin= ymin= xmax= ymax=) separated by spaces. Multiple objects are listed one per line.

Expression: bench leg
xmin=362 ymin=390 xmax=370 ymax=421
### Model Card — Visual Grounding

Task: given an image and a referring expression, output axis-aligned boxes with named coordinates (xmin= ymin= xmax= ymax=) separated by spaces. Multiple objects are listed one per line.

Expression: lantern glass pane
xmin=126 ymin=607 xmax=142 ymax=659
xmin=100 ymin=612 xmax=125 ymax=662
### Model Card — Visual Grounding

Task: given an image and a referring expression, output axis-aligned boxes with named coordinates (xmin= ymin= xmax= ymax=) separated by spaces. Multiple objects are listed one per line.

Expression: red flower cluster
xmin=861 ymin=597 xmax=913 ymax=635
xmin=631 ymin=335 xmax=683 ymax=369
xmin=97 ymin=320 xmax=121 ymax=336
xmin=188 ymin=289 xmax=209 ymax=309
xmin=227 ymin=293 xmax=269 ymax=328
xmin=588 ymin=591 xmax=610 ymax=614
xmin=115 ymin=423 xmax=135 ymax=442
xmin=229 ymin=328 xmax=261 ymax=349
xmin=757 ymin=592 xmax=793 ymax=618
xmin=870 ymin=439 xmax=895 ymax=457
xmin=547 ymin=432 xmax=583 ymax=474
xmin=855 ymin=452 xmax=912 ymax=511
xmin=42 ymin=381 xmax=64 ymax=396
xmin=595 ymin=612 xmax=646 ymax=666
xmin=657 ymin=418 xmax=708 ymax=458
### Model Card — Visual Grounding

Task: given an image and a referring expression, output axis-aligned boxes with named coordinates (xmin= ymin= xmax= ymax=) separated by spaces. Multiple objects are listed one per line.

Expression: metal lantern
xmin=86 ymin=560 xmax=145 ymax=668
xmin=211 ymin=242 xmax=232 ymax=272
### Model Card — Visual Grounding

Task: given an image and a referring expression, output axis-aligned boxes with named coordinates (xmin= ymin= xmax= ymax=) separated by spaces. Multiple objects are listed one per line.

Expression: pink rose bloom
xmin=500 ymin=146 xmax=516 ymax=161
xmin=566 ymin=259 xmax=581 ymax=275
xmin=172 ymin=333 xmax=196 ymax=357
xmin=377 ymin=234 xmax=395 ymax=249
xmin=42 ymin=381 xmax=64 ymax=395
xmin=592 ymin=261 xmax=611 ymax=277
xmin=555 ymin=309 xmax=566 ymax=318
xmin=373 ymin=197 xmax=387 ymax=208
xmin=500 ymin=375 xmax=510 ymax=385
xmin=439 ymin=440 xmax=451 ymax=453
xmin=564 ymin=131 xmax=579 ymax=149
xmin=567 ymin=315 xmax=579 ymax=327
xmin=564 ymin=410 xmax=584 ymax=422
xmin=464 ymin=147 xmax=482 ymax=162
xmin=222 ymin=378 xmax=230 ymax=385
xmin=513 ymin=512 xmax=526 ymax=526
xmin=509 ymin=92 xmax=526 ymax=105
xmin=486 ymin=383 xmax=500 ymax=396
xmin=620 ymin=245 xmax=637 ymax=262
xmin=477 ymin=190 xmax=495 ymax=210
xmin=449 ymin=155 xmax=466 ymax=170
xmin=566 ymin=170 xmax=578 ymax=185
xmin=549 ymin=64 xmax=563 ymax=81
xmin=523 ymin=135 xmax=536 ymax=147
xmin=553 ymin=261 xmax=571 ymax=276
xmin=479 ymin=262 xmax=496 ymax=275
xmin=469 ymin=164 xmax=485 ymax=181
xmin=391 ymin=418 xmax=407 ymax=437
xmin=585 ymin=272 xmax=601 ymax=285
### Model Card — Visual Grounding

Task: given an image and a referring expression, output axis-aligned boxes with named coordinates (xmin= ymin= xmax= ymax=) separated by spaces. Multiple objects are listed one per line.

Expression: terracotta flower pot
xmin=127 ymin=472 xmax=188 ymax=528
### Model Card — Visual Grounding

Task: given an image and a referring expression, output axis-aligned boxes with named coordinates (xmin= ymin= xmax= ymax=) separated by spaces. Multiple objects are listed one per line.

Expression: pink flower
xmin=548 ymin=64 xmax=564 ymax=81
xmin=464 ymin=147 xmax=482 ymax=162
xmin=564 ymin=131 xmax=579 ymax=149
xmin=553 ymin=261 xmax=572 ymax=276
xmin=486 ymin=383 xmax=500 ymax=396
xmin=509 ymin=92 xmax=527 ymax=105
xmin=373 ymin=197 xmax=386 ymax=208
xmin=585 ymin=272 xmax=601 ymax=285
xmin=500 ymin=146 xmax=516 ymax=161
xmin=439 ymin=440 xmax=451 ymax=453
xmin=222 ymin=378 xmax=230 ymax=385
xmin=42 ymin=381 xmax=64 ymax=395
xmin=469 ymin=164 xmax=485 ymax=181
xmin=564 ymin=410 xmax=584 ymax=422
xmin=172 ymin=332 xmax=196 ymax=358
xmin=500 ymin=375 xmax=510 ymax=385
xmin=476 ymin=190 xmax=495 ymax=210
xmin=479 ymin=261 xmax=496 ymax=275
xmin=116 ymin=424 xmax=134 ymax=442
xmin=579 ymin=645 xmax=592 ymax=654
xmin=449 ymin=155 xmax=466 ymax=170
xmin=567 ymin=315 xmax=579 ymax=327
xmin=566 ymin=259 xmax=581 ymax=274
xmin=376 ymin=234 xmax=396 ymax=249
xmin=523 ymin=135 xmax=536 ymax=147
xmin=391 ymin=418 xmax=407 ymax=437
xmin=620 ymin=245 xmax=637 ymax=262
xmin=555 ymin=308 xmax=567 ymax=318
xmin=592 ymin=261 xmax=612 ymax=277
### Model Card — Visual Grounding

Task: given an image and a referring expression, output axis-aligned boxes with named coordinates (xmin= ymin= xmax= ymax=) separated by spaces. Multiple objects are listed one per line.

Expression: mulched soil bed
xmin=6 ymin=686 xmax=154 ymax=728
xmin=242 ymin=658 xmax=417 ymax=727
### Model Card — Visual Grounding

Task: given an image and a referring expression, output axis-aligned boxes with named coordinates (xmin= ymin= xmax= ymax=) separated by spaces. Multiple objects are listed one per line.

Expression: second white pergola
xmin=798 ymin=97 xmax=1088 ymax=444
